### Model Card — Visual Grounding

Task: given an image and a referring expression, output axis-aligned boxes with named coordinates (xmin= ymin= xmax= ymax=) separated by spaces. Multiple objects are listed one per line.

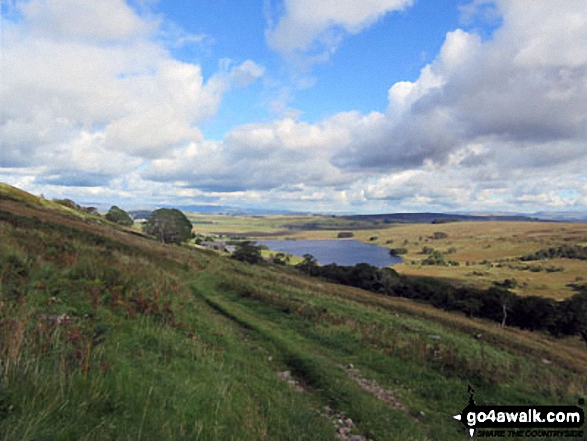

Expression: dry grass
xmin=352 ymin=222 xmax=587 ymax=299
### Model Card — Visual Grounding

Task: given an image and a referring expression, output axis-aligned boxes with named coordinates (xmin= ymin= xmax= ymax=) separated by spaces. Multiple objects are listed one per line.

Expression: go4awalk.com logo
xmin=453 ymin=386 xmax=585 ymax=438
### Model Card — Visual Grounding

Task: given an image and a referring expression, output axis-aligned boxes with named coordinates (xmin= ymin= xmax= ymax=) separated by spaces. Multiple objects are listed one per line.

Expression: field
xmin=1 ymin=186 xmax=586 ymax=440
xmin=189 ymin=214 xmax=587 ymax=300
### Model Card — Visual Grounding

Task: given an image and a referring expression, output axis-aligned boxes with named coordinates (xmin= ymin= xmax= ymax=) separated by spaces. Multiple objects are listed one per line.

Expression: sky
xmin=1 ymin=0 xmax=587 ymax=214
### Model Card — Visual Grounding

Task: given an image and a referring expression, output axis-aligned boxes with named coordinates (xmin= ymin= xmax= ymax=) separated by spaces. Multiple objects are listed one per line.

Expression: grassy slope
xmin=1 ymin=188 xmax=586 ymax=440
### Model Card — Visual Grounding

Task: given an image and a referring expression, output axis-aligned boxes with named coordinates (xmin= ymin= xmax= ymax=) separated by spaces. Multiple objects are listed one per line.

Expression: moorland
xmin=1 ymin=183 xmax=586 ymax=441
xmin=188 ymin=213 xmax=587 ymax=300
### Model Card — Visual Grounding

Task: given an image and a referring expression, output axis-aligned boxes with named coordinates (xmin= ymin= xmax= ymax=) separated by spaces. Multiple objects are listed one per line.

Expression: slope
xmin=1 ymin=187 xmax=585 ymax=440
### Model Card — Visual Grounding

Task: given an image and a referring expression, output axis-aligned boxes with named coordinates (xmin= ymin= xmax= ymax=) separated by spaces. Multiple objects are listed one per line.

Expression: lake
xmin=258 ymin=239 xmax=401 ymax=268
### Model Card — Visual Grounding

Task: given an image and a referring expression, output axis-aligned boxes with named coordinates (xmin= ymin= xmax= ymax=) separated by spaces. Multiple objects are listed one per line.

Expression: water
xmin=258 ymin=239 xmax=401 ymax=267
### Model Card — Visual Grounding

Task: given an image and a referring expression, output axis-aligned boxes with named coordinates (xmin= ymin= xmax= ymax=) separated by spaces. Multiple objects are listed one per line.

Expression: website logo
xmin=453 ymin=386 xmax=585 ymax=438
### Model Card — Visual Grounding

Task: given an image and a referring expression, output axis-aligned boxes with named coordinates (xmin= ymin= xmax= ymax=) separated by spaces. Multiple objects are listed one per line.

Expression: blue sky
xmin=156 ymin=0 xmax=467 ymax=138
xmin=1 ymin=0 xmax=586 ymax=213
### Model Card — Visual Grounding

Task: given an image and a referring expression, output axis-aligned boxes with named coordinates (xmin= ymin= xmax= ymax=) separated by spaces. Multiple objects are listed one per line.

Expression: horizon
xmin=1 ymin=1 xmax=586 ymax=214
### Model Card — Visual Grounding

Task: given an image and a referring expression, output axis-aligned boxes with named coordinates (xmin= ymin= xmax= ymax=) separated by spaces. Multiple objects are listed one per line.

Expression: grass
xmin=1 ymin=187 xmax=586 ymax=440
xmin=0 ymin=203 xmax=335 ymax=440
xmin=356 ymin=222 xmax=587 ymax=300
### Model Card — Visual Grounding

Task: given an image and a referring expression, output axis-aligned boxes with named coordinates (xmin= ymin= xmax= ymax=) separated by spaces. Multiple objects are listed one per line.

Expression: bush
xmin=144 ymin=209 xmax=193 ymax=244
xmin=422 ymin=250 xmax=446 ymax=266
xmin=521 ymin=245 xmax=587 ymax=261
xmin=232 ymin=241 xmax=262 ymax=264
xmin=337 ymin=232 xmax=354 ymax=238
xmin=292 ymin=255 xmax=587 ymax=340
xmin=105 ymin=206 xmax=134 ymax=226
xmin=53 ymin=198 xmax=81 ymax=210
xmin=421 ymin=246 xmax=434 ymax=255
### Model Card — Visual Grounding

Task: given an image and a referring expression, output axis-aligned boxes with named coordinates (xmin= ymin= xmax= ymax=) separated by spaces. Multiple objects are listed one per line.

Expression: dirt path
xmin=342 ymin=364 xmax=420 ymax=423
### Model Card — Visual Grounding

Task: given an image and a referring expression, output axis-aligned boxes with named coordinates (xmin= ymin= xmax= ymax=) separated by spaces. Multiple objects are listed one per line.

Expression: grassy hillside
xmin=1 ymin=188 xmax=586 ymax=440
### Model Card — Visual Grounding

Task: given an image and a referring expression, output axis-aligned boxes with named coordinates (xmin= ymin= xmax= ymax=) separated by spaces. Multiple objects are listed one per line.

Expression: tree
xmin=296 ymin=254 xmax=318 ymax=275
xmin=144 ymin=208 xmax=193 ymax=244
xmin=510 ymin=296 xmax=557 ymax=331
xmin=272 ymin=252 xmax=290 ymax=266
xmin=232 ymin=241 xmax=262 ymax=264
xmin=552 ymin=292 xmax=587 ymax=342
xmin=105 ymin=206 xmax=133 ymax=226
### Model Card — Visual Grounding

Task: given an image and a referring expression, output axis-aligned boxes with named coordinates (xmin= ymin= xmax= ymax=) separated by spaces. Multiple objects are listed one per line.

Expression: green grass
xmin=1 ymin=187 xmax=586 ymax=440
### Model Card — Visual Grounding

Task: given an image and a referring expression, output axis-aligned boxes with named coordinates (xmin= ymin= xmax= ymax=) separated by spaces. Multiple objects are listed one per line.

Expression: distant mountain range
xmin=127 ymin=205 xmax=294 ymax=219
xmin=337 ymin=212 xmax=543 ymax=224
xmin=528 ymin=211 xmax=587 ymax=222
xmin=127 ymin=207 xmax=587 ymax=223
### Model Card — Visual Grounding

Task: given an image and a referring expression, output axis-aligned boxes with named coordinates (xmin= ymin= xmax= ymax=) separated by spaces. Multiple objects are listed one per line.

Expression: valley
xmin=0 ymin=185 xmax=585 ymax=440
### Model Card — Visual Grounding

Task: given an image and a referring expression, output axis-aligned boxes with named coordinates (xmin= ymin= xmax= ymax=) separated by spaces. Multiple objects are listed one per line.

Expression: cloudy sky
xmin=1 ymin=0 xmax=586 ymax=213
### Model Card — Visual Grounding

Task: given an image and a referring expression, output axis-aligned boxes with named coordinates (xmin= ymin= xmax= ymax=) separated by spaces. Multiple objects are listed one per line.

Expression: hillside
xmin=1 ymin=186 xmax=586 ymax=440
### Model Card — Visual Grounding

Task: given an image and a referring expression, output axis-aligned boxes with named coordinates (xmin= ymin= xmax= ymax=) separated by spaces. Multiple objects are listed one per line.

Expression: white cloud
xmin=266 ymin=0 xmax=413 ymax=57
xmin=2 ymin=0 xmax=587 ymax=214
xmin=229 ymin=60 xmax=266 ymax=88
xmin=335 ymin=0 xmax=587 ymax=174
xmin=0 ymin=0 xmax=263 ymax=187
xmin=145 ymin=0 xmax=587 ymax=212
xmin=19 ymin=0 xmax=154 ymax=41
xmin=143 ymin=116 xmax=361 ymax=192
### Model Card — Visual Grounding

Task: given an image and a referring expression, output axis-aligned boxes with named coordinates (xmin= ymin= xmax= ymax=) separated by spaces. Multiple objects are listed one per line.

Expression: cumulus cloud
xmin=144 ymin=0 xmax=587 ymax=212
xmin=0 ymin=0 xmax=263 ymax=188
xmin=193 ymin=0 xmax=587 ymax=211
xmin=333 ymin=0 xmax=587 ymax=176
xmin=18 ymin=0 xmax=153 ymax=42
xmin=2 ymin=0 xmax=587 ymax=214
xmin=266 ymin=0 xmax=413 ymax=57
xmin=142 ymin=116 xmax=361 ymax=192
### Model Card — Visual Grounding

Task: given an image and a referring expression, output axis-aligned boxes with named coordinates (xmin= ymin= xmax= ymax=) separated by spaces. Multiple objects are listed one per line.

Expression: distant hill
xmin=531 ymin=211 xmax=587 ymax=222
xmin=337 ymin=212 xmax=541 ymax=224
xmin=127 ymin=209 xmax=153 ymax=220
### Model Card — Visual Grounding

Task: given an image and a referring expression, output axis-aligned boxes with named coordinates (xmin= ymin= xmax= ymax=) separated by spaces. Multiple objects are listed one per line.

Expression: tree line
xmin=521 ymin=245 xmax=587 ymax=261
xmin=295 ymin=255 xmax=587 ymax=342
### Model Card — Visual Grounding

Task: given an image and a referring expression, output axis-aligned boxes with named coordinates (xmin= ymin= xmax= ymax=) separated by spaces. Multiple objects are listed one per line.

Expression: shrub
xmin=422 ymin=250 xmax=446 ymax=266
xmin=144 ymin=209 xmax=193 ymax=244
xmin=389 ymin=248 xmax=407 ymax=256
xmin=231 ymin=241 xmax=262 ymax=264
xmin=421 ymin=246 xmax=434 ymax=255
xmin=105 ymin=206 xmax=134 ymax=226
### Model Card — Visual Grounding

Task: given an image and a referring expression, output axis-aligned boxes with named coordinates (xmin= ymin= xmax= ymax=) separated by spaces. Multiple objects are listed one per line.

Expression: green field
xmin=1 ymin=186 xmax=586 ymax=440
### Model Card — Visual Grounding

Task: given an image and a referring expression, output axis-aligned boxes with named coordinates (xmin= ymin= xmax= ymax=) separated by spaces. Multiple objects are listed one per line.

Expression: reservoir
xmin=258 ymin=239 xmax=401 ymax=268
